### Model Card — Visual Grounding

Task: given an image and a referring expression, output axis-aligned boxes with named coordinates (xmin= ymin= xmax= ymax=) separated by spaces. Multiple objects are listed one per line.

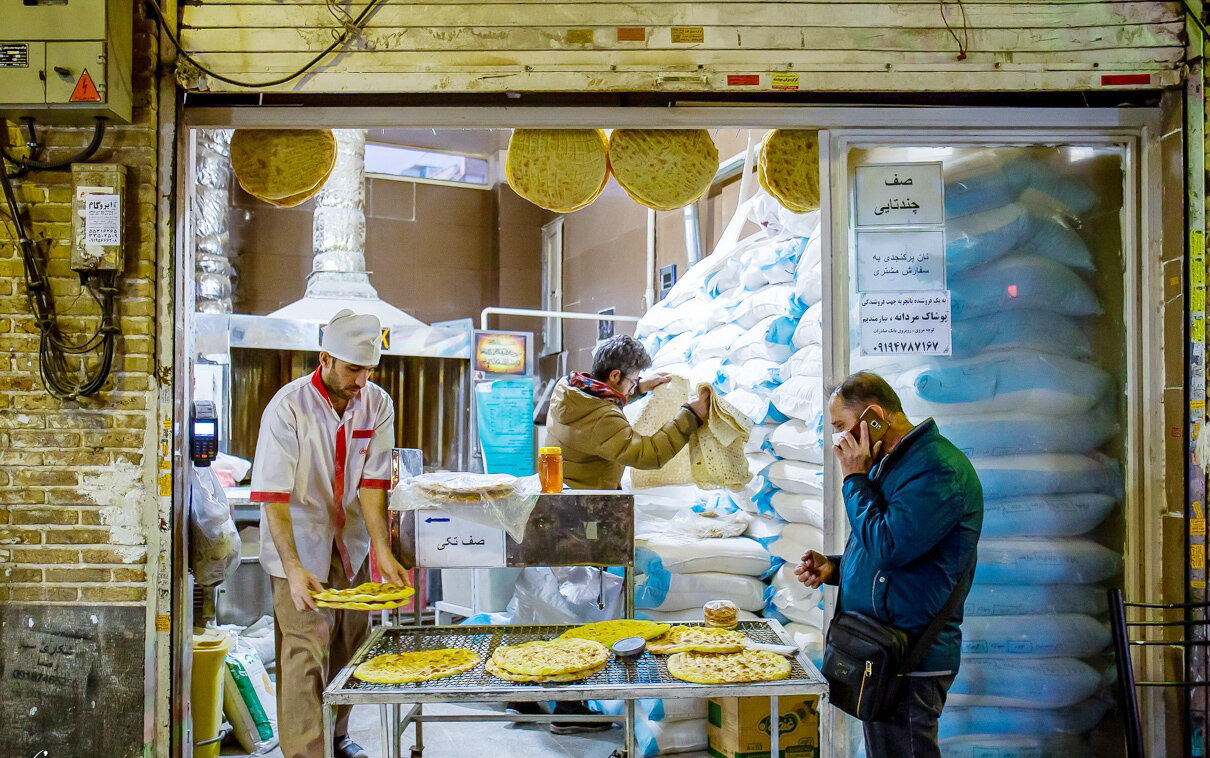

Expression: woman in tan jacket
xmin=545 ymin=335 xmax=711 ymax=490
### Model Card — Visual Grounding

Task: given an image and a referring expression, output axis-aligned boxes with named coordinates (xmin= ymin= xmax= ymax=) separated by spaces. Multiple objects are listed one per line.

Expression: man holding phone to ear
xmin=795 ymin=371 xmax=982 ymax=758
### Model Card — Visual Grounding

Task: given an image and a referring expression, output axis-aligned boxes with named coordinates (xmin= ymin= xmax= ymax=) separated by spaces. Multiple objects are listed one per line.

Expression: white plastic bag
xmin=507 ymin=567 xmax=623 ymax=624
xmin=189 ymin=466 xmax=241 ymax=587
xmin=390 ymin=472 xmax=541 ymax=541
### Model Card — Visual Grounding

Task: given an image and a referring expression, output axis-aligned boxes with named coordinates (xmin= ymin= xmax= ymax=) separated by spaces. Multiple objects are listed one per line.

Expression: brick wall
xmin=0 ymin=5 xmax=162 ymax=756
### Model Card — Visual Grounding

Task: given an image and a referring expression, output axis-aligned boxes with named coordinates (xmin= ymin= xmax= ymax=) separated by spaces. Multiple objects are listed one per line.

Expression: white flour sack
xmin=960 ymin=614 xmax=1110 ymax=658
xmin=635 ymin=533 xmax=775 ymax=576
xmin=769 ymin=491 xmax=825 ymax=527
xmin=635 ymin=715 xmax=707 ymax=757
xmin=770 ymin=374 xmax=824 ymax=422
xmin=768 ymin=418 xmax=825 ymax=465
xmin=764 ymin=459 xmax=825 ymax=495
xmin=636 ymin=570 xmax=766 ymax=612
xmin=761 ymin=522 xmax=826 ymax=563
xmin=948 ymin=657 xmax=1103 ymax=709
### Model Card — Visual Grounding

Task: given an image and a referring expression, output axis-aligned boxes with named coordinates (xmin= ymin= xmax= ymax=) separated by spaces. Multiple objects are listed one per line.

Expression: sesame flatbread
xmin=485 ymin=658 xmax=607 ymax=683
xmin=230 ymin=129 xmax=337 ymax=205
xmin=315 ymin=599 xmax=412 ymax=611
xmin=559 ymin=620 xmax=671 ymax=647
xmin=414 ymin=473 xmax=517 ymax=504
xmin=758 ymin=129 xmax=820 ymax=213
xmin=608 ymin=129 xmax=718 ymax=211
xmin=353 ymin=649 xmax=481 ymax=684
xmin=489 ymin=638 xmax=609 ymax=677
xmin=506 ymin=129 xmax=610 ymax=213
xmin=666 ymin=650 xmax=792 ymax=684
xmin=646 ymin=625 xmax=747 ymax=654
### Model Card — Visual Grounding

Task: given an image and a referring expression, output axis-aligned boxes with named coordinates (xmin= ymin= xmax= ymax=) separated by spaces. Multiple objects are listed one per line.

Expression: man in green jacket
xmin=519 ymin=335 xmax=709 ymax=733
xmin=546 ymin=335 xmax=710 ymax=490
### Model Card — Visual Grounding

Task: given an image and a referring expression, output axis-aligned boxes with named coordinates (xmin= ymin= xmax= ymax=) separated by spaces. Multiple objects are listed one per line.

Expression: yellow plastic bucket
xmin=191 ymin=628 xmax=233 ymax=758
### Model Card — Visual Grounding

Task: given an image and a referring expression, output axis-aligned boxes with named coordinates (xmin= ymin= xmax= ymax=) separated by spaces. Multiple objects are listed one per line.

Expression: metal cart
xmin=322 ymin=492 xmax=828 ymax=757
xmin=323 ymin=619 xmax=829 ymax=758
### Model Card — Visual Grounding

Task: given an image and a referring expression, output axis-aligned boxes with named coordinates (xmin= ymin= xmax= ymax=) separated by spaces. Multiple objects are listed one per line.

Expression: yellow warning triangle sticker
xmin=70 ymin=69 xmax=101 ymax=102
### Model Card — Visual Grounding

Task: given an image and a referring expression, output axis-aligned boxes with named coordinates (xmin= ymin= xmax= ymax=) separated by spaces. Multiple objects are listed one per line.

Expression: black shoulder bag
xmin=820 ymin=556 xmax=975 ymax=722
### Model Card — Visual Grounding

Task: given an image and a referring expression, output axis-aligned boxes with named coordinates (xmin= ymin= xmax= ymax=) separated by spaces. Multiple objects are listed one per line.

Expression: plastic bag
xmin=389 ymin=472 xmax=541 ymax=541
xmin=223 ymin=634 xmax=278 ymax=754
xmin=506 ymin=566 xmax=623 ymax=624
xmin=189 ymin=466 xmax=241 ymax=587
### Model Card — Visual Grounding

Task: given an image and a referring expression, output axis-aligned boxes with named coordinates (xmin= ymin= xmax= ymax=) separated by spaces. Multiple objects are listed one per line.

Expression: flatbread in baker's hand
xmin=608 ymin=129 xmax=718 ymax=211
xmin=666 ymin=649 xmax=792 ymax=684
xmin=230 ymin=129 xmax=337 ymax=206
xmin=353 ymin=649 xmax=481 ymax=684
xmin=758 ymin=129 xmax=820 ymax=213
xmin=312 ymin=581 xmax=414 ymax=604
xmin=559 ymin=619 xmax=671 ymax=647
xmin=506 ymin=129 xmax=610 ymax=213
xmin=646 ymin=625 xmax=747 ymax=654
xmin=489 ymin=638 xmax=609 ymax=677
xmin=485 ymin=658 xmax=607 ymax=683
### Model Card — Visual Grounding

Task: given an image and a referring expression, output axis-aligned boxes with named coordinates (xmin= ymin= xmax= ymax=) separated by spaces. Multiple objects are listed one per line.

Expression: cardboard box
xmin=707 ymin=695 xmax=820 ymax=758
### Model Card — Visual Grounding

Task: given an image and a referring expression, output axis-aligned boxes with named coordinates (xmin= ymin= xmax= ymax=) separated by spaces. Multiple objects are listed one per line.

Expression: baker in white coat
xmin=251 ymin=309 xmax=410 ymax=758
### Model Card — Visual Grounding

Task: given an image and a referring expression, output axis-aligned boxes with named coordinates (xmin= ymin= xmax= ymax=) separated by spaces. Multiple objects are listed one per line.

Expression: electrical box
xmin=71 ymin=163 xmax=125 ymax=272
xmin=1 ymin=0 xmax=133 ymax=125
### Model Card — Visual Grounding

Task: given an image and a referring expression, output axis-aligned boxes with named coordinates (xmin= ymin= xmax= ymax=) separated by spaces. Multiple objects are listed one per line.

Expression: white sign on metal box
xmin=856 ymin=229 xmax=946 ymax=292
xmin=859 ymin=291 xmax=952 ymax=356
xmin=854 ymin=162 xmax=944 ymax=227
xmin=416 ymin=510 xmax=507 ymax=568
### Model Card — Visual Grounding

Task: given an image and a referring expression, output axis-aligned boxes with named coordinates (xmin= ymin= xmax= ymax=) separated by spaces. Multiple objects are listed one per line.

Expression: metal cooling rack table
xmin=323 ymin=619 xmax=828 ymax=758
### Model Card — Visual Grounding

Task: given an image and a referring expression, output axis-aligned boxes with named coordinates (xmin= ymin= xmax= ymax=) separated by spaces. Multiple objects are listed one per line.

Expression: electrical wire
xmin=1181 ymin=0 xmax=1210 ymax=39
xmin=0 ymin=117 xmax=107 ymax=172
xmin=144 ymin=0 xmax=385 ymax=89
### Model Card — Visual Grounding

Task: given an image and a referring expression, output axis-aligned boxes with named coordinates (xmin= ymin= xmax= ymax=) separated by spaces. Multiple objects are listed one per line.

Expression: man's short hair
xmin=831 ymin=371 xmax=904 ymax=414
xmin=591 ymin=335 xmax=653 ymax=382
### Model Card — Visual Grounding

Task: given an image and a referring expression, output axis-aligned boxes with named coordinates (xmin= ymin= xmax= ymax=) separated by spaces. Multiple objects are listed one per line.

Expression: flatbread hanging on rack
xmin=353 ymin=649 xmax=481 ymax=684
xmin=559 ymin=619 xmax=671 ymax=647
xmin=666 ymin=649 xmax=792 ymax=684
xmin=489 ymin=637 xmax=609 ymax=677
xmin=506 ymin=129 xmax=611 ymax=213
xmin=608 ymin=129 xmax=718 ymax=211
xmin=758 ymin=129 xmax=820 ymax=213
xmin=646 ymin=625 xmax=747 ymax=654
xmin=230 ymin=129 xmax=337 ymax=206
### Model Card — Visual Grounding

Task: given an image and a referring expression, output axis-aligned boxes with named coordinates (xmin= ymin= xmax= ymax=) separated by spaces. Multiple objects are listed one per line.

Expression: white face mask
xmin=831 ymin=430 xmax=849 ymax=447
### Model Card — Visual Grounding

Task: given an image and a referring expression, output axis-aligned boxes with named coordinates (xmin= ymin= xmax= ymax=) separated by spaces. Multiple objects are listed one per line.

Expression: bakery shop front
xmin=163 ymin=3 xmax=1192 ymax=757
xmin=169 ymin=100 xmax=1181 ymax=758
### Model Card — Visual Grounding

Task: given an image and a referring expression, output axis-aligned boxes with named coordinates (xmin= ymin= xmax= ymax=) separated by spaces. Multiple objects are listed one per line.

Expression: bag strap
xmin=897 ymin=551 xmax=977 ymax=675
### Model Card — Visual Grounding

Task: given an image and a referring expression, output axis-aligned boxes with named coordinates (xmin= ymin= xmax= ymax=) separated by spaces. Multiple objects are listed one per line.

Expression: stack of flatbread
xmin=486 ymin=638 xmax=609 ymax=682
xmin=506 ymin=129 xmax=610 ymax=213
xmin=230 ymin=129 xmax=337 ymax=207
xmin=559 ymin=619 xmax=670 ymax=647
xmin=412 ymin=473 xmax=518 ymax=504
xmin=312 ymin=582 xmax=414 ymax=610
xmin=353 ymin=648 xmax=481 ymax=684
xmin=608 ymin=129 xmax=718 ymax=211
xmin=758 ymin=129 xmax=820 ymax=213
xmin=648 ymin=625 xmax=791 ymax=684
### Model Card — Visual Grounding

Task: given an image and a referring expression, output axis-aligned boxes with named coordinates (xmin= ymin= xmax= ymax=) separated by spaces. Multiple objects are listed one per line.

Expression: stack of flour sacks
xmin=855 ymin=150 xmax=1123 ymax=757
xmin=592 ymin=194 xmax=828 ymax=756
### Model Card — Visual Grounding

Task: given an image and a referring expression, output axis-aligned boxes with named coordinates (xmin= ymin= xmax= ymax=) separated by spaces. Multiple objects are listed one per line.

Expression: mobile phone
xmin=857 ymin=407 xmax=888 ymax=444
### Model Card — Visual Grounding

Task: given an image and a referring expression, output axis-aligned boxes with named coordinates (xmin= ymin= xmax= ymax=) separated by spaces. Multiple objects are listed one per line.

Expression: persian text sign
xmin=855 ymin=229 xmax=946 ymax=291
xmin=855 ymin=163 xmax=944 ymax=227
xmin=859 ymin=291 xmax=952 ymax=356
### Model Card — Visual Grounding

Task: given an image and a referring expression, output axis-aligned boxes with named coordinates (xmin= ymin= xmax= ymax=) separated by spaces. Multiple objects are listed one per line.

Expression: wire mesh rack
xmin=326 ymin=619 xmax=827 ymax=704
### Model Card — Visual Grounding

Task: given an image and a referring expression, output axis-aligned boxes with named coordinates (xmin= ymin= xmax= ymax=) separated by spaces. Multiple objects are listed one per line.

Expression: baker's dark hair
xmin=591 ymin=335 xmax=652 ymax=382
xmin=831 ymin=371 xmax=903 ymax=414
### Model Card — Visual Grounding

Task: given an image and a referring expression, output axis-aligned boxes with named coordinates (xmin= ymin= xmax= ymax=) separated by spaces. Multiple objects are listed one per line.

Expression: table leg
xmin=412 ymin=702 xmax=423 ymax=757
xmin=391 ymin=703 xmax=401 ymax=757
xmin=624 ymin=699 xmax=636 ymax=758
xmin=770 ymin=695 xmax=779 ymax=756
xmin=323 ymin=702 xmax=337 ymax=758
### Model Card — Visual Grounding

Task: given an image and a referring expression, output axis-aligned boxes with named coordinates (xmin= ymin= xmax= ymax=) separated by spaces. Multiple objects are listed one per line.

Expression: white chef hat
xmin=321 ymin=309 xmax=382 ymax=366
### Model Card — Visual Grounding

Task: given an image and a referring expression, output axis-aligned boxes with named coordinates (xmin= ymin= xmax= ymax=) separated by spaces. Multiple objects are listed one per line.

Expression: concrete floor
xmin=222 ymin=701 xmax=711 ymax=757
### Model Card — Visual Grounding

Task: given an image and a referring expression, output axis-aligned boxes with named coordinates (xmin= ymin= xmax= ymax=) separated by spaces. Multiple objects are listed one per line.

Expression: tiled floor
xmin=221 ymin=701 xmax=711 ymax=757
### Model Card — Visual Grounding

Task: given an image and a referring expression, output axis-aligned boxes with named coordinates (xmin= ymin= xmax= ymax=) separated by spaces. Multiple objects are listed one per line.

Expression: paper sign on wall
xmin=855 ymin=163 xmax=944 ymax=227
xmin=416 ymin=510 xmax=506 ymax=568
xmin=856 ymin=229 xmax=946 ymax=291
xmin=859 ymin=291 xmax=952 ymax=356
xmin=83 ymin=194 xmax=120 ymax=246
